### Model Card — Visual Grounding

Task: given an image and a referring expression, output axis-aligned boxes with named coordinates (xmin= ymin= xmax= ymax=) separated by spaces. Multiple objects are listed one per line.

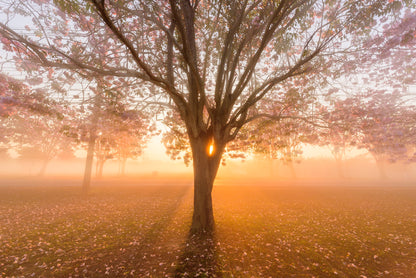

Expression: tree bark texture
xmin=190 ymin=135 xmax=223 ymax=234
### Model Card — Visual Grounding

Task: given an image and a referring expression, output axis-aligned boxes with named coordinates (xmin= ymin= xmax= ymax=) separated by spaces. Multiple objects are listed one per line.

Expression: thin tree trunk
xmin=82 ymin=92 xmax=101 ymax=194
xmin=97 ymin=159 xmax=105 ymax=178
xmin=190 ymin=136 xmax=223 ymax=234
xmin=95 ymin=157 xmax=99 ymax=177
xmin=335 ymin=158 xmax=345 ymax=178
xmin=376 ymin=159 xmax=387 ymax=180
xmin=37 ymin=158 xmax=50 ymax=177
xmin=121 ymin=158 xmax=127 ymax=176
xmin=118 ymin=158 xmax=122 ymax=175
xmin=82 ymin=135 xmax=96 ymax=194
xmin=288 ymin=160 xmax=296 ymax=179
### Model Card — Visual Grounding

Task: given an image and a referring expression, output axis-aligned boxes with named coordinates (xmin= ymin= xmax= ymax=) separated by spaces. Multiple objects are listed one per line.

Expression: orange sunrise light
xmin=208 ymin=139 xmax=215 ymax=156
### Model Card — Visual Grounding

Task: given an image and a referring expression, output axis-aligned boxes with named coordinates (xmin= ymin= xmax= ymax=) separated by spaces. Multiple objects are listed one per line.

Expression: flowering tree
xmin=162 ymin=111 xmax=193 ymax=166
xmin=0 ymin=73 xmax=29 ymax=156
xmin=93 ymin=109 xmax=155 ymax=178
xmin=0 ymin=77 xmax=78 ymax=175
xmin=0 ymin=74 xmax=26 ymax=117
xmin=114 ymin=115 xmax=155 ymax=176
xmin=10 ymin=110 xmax=77 ymax=175
xmin=311 ymin=7 xmax=416 ymax=178
xmin=318 ymin=98 xmax=361 ymax=178
xmin=236 ymin=84 xmax=318 ymax=178
xmin=362 ymin=8 xmax=416 ymax=88
xmin=1 ymin=0 xmax=413 ymax=232
xmin=352 ymin=90 xmax=416 ymax=178
xmin=247 ymin=118 xmax=313 ymax=178
xmin=75 ymin=81 xmax=154 ymax=188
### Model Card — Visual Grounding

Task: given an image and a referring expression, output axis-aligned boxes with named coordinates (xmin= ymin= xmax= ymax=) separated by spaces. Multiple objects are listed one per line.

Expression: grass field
xmin=0 ymin=177 xmax=416 ymax=277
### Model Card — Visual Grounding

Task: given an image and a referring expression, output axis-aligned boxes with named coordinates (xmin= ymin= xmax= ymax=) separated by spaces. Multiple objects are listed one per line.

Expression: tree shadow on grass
xmin=77 ymin=185 xmax=192 ymax=277
xmin=175 ymin=231 xmax=222 ymax=277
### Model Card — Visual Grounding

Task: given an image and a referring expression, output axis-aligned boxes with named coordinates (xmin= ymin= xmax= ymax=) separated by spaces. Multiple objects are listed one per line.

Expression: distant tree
xmin=247 ymin=117 xmax=317 ymax=178
xmin=56 ymin=144 xmax=77 ymax=160
xmin=318 ymin=98 xmax=361 ymax=178
xmin=94 ymin=134 xmax=114 ymax=178
xmin=0 ymin=73 xmax=62 ymax=117
xmin=93 ymin=109 xmax=154 ymax=178
xmin=0 ymin=74 xmax=24 ymax=154
xmin=113 ymin=110 xmax=156 ymax=176
xmin=352 ymin=90 xmax=415 ymax=178
xmin=76 ymin=82 xmax=154 ymax=185
xmin=1 ymin=0 xmax=413 ymax=232
xmin=312 ymin=9 xmax=416 ymax=178
xmin=5 ymin=90 xmax=78 ymax=176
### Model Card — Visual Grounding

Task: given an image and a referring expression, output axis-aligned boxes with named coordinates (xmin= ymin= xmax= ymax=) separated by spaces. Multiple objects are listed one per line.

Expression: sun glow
xmin=208 ymin=144 xmax=214 ymax=156
xmin=208 ymin=139 xmax=215 ymax=156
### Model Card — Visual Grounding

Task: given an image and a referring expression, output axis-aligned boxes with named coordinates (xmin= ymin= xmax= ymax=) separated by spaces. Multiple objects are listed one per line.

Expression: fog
xmin=1 ymin=154 xmax=415 ymax=187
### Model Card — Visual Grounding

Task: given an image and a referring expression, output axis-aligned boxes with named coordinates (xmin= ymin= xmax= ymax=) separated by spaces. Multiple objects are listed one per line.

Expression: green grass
xmin=0 ymin=179 xmax=416 ymax=277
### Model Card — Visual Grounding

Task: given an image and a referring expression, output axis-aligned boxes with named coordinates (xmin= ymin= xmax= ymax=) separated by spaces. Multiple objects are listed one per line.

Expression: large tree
xmin=1 ymin=0 xmax=413 ymax=232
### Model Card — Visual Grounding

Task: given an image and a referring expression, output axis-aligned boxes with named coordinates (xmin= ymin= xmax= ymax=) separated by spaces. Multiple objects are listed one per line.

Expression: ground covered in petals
xmin=1 ymin=177 xmax=415 ymax=277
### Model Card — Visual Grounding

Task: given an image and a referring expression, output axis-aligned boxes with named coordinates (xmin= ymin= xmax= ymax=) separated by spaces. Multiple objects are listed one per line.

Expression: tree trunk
xmin=82 ymin=135 xmax=96 ymax=194
xmin=121 ymin=158 xmax=127 ymax=176
xmin=118 ymin=158 xmax=127 ymax=176
xmin=95 ymin=157 xmax=99 ymax=177
xmin=376 ymin=159 xmax=388 ymax=180
xmin=335 ymin=158 xmax=345 ymax=179
xmin=82 ymin=93 xmax=100 ymax=194
xmin=96 ymin=159 xmax=105 ymax=178
xmin=37 ymin=158 xmax=50 ymax=177
xmin=190 ymin=136 xmax=223 ymax=234
xmin=288 ymin=160 xmax=296 ymax=179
